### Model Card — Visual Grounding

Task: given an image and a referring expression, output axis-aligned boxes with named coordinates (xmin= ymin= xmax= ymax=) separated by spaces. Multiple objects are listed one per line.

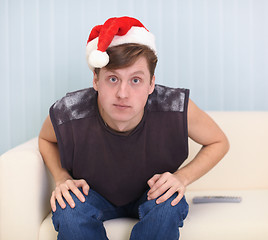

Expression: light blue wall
xmin=1 ymin=0 xmax=268 ymax=154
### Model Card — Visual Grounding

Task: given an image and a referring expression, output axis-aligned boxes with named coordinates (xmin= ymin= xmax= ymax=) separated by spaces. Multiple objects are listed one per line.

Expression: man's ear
xmin=149 ymin=75 xmax=155 ymax=94
xmin=93 ymin=71 xmax=98 ymax=91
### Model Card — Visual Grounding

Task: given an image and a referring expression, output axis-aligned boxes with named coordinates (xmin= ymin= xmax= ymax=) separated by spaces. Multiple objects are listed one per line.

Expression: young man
xmin=39 ymin=17 xmax=229 ymax=240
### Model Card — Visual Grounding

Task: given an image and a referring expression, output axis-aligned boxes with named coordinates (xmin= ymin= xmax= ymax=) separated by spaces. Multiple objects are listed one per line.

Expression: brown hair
xmin=94 ymin=43 xmax=158 ymax=80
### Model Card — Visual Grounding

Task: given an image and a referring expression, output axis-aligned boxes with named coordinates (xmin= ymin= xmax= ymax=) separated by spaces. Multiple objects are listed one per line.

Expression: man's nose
xmin=116 ymin=81 xmax=129 ymax=99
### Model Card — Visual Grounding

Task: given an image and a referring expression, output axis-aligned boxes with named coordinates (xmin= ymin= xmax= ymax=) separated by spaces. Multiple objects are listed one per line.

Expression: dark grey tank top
xmin=50 ymin=85 xmax=189 ymax=206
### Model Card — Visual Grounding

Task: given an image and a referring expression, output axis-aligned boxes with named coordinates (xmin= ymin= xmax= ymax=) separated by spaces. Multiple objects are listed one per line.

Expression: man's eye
xmin=132 ymin=78 xmax=140 ymax=84
xmin=109 ymin=77 xmax=118 ymax=83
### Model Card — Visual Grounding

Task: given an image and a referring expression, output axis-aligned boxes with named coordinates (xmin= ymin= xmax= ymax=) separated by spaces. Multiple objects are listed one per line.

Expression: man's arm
xmin=38 ymin=116 xmax=89 ymax=211
xmin=147 ymin=99 xmax=230 ymax=206
xmin=175 ymin=99 xmax=230 ymax=186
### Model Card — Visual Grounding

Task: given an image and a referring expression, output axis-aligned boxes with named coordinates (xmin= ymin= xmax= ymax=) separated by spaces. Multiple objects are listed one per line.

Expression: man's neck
xmin=103 ymin=121 xmax=133 ymax=136
xmin=103 ymin=117 xmax=139 ymax=133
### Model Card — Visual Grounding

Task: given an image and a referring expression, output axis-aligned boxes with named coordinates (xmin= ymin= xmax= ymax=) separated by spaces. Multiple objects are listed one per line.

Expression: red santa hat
xmin=86 ymin=16 xmax=157 ymax=71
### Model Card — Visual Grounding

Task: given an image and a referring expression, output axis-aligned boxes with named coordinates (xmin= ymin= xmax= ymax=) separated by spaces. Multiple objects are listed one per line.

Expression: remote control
xmin=192 ymin=196 xmax=242 ymax=204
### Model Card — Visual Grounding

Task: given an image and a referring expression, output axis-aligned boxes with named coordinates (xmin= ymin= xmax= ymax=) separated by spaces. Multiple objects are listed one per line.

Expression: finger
xmin=148 ymin=173 xmax=170 ymax=196
xmin=147 ymin=174 xmax=160 ymax=189
xmin=74 ymin=179 xmax=90 ymax=195
xmin=155 ymin=187 xmax=176 ymax=204
xmin=61 ymin=189 xmax=75 ymax=208
xmin=82 ymin=183 xmax=90 ymax=196
xmin=68 ymin=181 xmax=86 ymax=203
xmin=171 ymin=192 xmax=184 ymax=206
xmin=54 ymin=187 xmax=67 ymax=209
xmin=148 ymin=175 xmax=166 ymax=194
xmin=149 ymin=181 xmax=171 ymax=200
xmin=50 ymin=191 xmax=57 ymax=212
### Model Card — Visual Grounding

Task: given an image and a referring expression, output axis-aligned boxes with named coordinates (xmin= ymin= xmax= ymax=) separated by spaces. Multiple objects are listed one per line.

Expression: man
xmin=39 ymin=16 xmax=229 ymax=240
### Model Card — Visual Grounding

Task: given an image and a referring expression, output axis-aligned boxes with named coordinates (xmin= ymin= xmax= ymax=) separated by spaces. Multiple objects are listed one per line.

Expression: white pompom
xmin=88 ymin=50 xmax=109 ymax=69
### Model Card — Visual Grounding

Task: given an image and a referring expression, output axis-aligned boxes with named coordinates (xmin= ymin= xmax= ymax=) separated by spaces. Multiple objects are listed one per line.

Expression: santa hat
xmin=86 ymin=16 xmax=157 ymax=71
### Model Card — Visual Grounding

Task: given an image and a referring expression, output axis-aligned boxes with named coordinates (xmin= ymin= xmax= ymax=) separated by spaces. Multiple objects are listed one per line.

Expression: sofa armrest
xmin=0 ymin=138 xmax=54 ymax=240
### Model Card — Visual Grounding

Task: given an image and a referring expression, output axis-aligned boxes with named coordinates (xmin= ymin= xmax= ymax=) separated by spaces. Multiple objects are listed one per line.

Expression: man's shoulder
xmin=50 ymin=88 xmax=97 ymax=125
xmin=147 ymin=85 xmax=189 ymax=112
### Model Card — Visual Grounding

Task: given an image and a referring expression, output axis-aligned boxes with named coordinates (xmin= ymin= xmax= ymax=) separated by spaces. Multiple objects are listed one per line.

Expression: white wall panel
xmin=0 ymin=0 xmax=268 ymax=154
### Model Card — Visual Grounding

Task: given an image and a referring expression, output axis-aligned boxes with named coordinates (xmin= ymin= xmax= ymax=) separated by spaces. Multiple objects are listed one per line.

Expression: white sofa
xmin=1 ymin=112 xmax=268 ymax=240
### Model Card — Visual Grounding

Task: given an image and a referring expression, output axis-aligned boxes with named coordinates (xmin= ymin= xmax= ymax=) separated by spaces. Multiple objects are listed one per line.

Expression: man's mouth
xmin=113 ymin=104 xmax=131 ymax=109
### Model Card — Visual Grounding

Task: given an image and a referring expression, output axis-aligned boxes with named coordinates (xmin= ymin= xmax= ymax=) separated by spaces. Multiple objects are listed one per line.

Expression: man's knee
xmin=130 ymin=194 xmax=189 ymax=240
xmin=51 ymin=191 xmax=108 ymax=240
xmin=139 ymin=193 xmax=189 ymax=222
xmin=52 ymin=190 xmax=100 ymax=231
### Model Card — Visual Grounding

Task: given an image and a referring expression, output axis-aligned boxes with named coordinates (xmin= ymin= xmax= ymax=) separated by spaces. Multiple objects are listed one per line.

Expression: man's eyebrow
xmin=131 ymin=71 xmax=145 ymax=76
xmin=103 ymin=69 xmax=146 ymax=76
xmin=103 ymin=69 xmax=119 ymax=75
xmin=102 ymin=69 xmax=116 ymax=74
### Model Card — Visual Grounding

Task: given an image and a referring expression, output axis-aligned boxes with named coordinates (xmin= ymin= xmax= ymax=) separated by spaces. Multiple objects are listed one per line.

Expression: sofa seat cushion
xmin=39 ymin=190 xmax=268 ymax=240
xmin=181 ymin=189 xmax=268 ymax=240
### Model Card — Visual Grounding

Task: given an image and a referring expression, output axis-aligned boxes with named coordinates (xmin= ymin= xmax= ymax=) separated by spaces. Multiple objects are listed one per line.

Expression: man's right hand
xmin=51 ymin=178 xmax=90 ymax=212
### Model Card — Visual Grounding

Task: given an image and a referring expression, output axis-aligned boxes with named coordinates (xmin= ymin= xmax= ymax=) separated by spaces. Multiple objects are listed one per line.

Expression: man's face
xmin=93 ymin=56 xmax=155 ymax=132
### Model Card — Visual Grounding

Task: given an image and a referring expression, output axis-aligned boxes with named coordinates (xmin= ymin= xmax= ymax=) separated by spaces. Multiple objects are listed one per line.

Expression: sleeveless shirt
xmin=50 ymin=84 xmax=190 ymax=206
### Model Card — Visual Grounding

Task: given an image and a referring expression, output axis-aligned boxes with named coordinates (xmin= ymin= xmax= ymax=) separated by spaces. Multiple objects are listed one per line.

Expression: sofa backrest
xmin=184 ymin=111 xmax=268 ymax=191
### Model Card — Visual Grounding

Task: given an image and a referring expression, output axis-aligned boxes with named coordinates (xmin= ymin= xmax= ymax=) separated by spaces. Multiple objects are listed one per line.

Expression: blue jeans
xmin=52 ymin=189 xmax=189 ymax=240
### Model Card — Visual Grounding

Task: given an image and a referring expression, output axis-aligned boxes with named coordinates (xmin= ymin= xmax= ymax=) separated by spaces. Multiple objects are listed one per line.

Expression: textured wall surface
xmin=0 ymin=0 xmax=267 ymax=154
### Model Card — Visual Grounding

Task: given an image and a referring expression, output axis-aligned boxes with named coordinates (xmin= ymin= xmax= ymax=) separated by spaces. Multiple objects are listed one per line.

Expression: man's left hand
xmin=147 ymin=172 xmax=186 ymax=206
